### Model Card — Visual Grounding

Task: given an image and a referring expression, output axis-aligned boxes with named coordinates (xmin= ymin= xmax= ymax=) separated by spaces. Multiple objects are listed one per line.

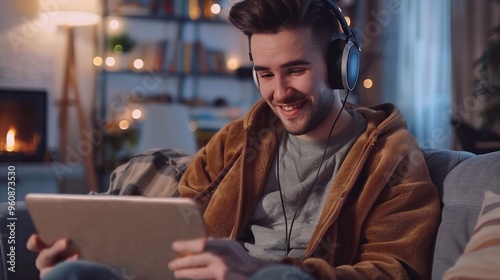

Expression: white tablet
xmin=25 ymin=193 xmax=207 ymax=280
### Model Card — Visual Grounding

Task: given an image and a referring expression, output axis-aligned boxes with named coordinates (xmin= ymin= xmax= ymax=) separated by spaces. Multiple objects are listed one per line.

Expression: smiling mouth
xmin=282 ymin=104 xmax=302 ymax=111
xmin=279 ymin=100 xmax=306 ymax=112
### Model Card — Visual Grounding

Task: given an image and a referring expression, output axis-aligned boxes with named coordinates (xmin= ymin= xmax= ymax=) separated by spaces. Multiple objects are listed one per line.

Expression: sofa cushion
xmin=432 ymin=151 xmax=500 ymax=280
xmin=442 ymin=191 xmax=500 ymax=279
xmin=420 ymin=148 xmax=475 ymax=200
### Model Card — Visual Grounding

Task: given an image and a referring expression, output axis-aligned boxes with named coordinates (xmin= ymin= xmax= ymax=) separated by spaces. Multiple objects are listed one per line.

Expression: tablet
xmin=25 ymin=193 xmax=207 ymax=280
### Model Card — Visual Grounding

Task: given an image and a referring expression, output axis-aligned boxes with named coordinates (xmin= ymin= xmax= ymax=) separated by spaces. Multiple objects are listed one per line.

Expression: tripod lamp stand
xmin=49 ymin=1 xmax=101 ymax=192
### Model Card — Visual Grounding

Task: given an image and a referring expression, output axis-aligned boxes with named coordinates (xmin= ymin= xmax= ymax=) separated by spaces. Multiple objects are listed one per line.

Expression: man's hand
xmin=26 ymin=234 xmax=79 ymax=279
xmin=168 ymin=238 xmax=271 ymax=280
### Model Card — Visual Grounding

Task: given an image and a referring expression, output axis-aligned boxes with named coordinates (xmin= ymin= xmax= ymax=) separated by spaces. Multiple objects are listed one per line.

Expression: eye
xmin=259 ymin=72 xmax=274 ymax=79
xmin=289 ymin=68 xmax=306 ymax=75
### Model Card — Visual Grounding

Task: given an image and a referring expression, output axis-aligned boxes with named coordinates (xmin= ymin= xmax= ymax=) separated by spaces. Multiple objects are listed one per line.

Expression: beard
xmin=279 ymin=89 xmax=336 ymax=136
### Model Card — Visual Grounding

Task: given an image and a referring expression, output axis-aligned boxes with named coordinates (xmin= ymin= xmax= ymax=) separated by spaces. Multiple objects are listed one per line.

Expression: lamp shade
xmin=43 ymin=0 xmax=101 ymax=26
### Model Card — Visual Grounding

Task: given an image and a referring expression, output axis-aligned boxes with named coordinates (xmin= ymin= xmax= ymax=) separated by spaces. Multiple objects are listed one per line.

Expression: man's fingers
xmin=26 ymin=234 xmax=45 ymax=253
xmin=35 ymin=239 xmax=74 ymax=270
xmin=169 ymin=253 xmax=227 ymax=279
xmin=169 ymin=252 xmax=217 ymax=270
xmin=171 ymin=238 xmax=206 ymax=255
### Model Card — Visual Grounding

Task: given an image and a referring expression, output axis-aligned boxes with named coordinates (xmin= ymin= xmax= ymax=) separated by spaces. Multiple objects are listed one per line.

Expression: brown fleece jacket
xmin=178 ymin=100 xmax=440 ymax=280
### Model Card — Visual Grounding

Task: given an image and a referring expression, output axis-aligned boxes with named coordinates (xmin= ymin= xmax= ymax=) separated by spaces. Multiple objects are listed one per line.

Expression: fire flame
xmin=5 ymin=128 xmax=15 ymax=152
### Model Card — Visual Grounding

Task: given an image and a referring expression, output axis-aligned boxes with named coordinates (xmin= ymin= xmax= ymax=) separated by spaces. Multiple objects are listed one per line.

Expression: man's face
xmin=251 ymin=27 xmax=336 ymax=137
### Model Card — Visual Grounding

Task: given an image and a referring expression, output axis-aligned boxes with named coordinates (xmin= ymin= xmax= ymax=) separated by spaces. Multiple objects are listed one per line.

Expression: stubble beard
xmin=281 ymin=89 xmax=336 ymax=136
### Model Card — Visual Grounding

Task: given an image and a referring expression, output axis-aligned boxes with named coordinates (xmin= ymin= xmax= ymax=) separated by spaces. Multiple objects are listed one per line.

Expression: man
xmin=28 ymin=0 xmax=440 ymax=279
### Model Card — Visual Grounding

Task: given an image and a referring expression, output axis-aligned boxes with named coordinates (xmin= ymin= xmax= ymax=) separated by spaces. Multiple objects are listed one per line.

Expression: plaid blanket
xmin=104 ymin=148 xmax=193 ymax=197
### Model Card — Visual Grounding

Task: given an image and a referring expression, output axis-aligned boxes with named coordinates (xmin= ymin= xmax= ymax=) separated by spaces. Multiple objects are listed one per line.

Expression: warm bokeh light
xmin=189 ymin=2 xmax=201 ymax=20
xmin=119 ymin=120 xmax=130 ymax=130
xmin=109 ymin=19 xmax=120 ymax=30
xmin=363 ymin=79 xmax=373 ymax=89
xmin=133 ymin=59 xmax=144 ymax=70
xmin=211 ymin=4 xmax=221 ymax=15
xmin=131 ymin=108 xmax=142 ymax=119
xmin=105 ymin=56 xmax=116 ymax=67
xmin=5 ymin=128 xmax=15 ymax=152
xmin=227 ymin=58 xmax=239 ymax=71
xmin=345 ymin=16 xmax=351 ymax=26
xmin=93 ymin=56 xmax=103 ymax=67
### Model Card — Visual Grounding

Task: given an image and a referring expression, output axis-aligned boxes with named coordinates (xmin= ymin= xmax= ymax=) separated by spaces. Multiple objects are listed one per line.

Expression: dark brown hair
xmin=228 ymin=0 xmax=340 ymax=56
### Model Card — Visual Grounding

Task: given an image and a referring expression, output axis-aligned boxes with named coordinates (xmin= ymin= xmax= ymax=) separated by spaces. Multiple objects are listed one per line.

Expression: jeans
xmin=43 ymin=261 xmax=125 ymax=280
xmin=43 ymin=260 xmax=316 ymax=280
xmin=249 ymin=264 xmax=316 ymax=280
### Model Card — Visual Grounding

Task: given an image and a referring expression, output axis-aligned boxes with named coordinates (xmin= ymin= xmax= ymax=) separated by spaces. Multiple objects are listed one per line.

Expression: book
xmin=192 ymin=41 xmax=208 ymax=74
xmin=168 ymin=40 xmax=183 ymax=72
xmin=163 ymin=0 xmax=174 ymax=15
xmin=183 ymin=42 xmax=193 ymax=73
xmin=206 ymin=49 xmax=226 ymax=73
xmin=133 ymin=41 xmax=167 ymax=72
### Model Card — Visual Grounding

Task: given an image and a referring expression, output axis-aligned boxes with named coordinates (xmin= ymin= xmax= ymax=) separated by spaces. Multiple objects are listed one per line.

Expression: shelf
xmin=103 ymin=0 xmax=230 ymax=24
xmin=104 ymin=13 xmax=228 ymax=25
xmin=99 ymin=69 xmax=237 ymax=78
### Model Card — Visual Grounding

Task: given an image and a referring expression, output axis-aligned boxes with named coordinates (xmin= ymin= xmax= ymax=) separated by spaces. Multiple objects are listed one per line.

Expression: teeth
xmin=282 ymin=104 xmax=301 ymax=111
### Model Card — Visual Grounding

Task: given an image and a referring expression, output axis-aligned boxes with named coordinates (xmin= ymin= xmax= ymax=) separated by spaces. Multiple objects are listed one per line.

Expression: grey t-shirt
xmin=241 ymin=111 xmax=366 ymax=261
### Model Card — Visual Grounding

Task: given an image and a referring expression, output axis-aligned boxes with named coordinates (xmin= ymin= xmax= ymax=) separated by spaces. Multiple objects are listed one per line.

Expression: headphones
xmin=249 ymin=0 xmax=360 ymax=91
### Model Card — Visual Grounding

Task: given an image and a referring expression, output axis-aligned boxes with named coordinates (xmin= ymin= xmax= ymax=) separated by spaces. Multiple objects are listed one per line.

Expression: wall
xmin=0 ymin=0 xmax=99 ymax=194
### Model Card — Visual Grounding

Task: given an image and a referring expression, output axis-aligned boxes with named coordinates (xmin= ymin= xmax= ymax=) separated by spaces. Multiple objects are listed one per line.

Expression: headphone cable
xmin=277 ymin=89 xmax=350 ymax=256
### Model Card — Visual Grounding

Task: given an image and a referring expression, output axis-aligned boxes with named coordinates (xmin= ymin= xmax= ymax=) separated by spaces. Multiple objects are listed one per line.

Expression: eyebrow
xmin=253 ymin=59 xmax=311 ymax=72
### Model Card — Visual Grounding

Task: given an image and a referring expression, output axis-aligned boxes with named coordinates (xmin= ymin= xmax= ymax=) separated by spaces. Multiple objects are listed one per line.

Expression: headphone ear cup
xmin=252 ymin=67 xmax=260 ymax=89
xmin=327 ymin=38 xmax=360 ymax=90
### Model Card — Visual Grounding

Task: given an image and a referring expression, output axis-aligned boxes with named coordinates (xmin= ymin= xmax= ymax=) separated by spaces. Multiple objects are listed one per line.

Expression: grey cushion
xmin=431 ymin=151 xmax=500 ymax=280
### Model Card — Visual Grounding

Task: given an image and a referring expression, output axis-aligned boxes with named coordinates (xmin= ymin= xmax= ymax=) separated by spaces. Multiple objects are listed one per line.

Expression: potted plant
xmin=108 ymin=33 xmax=136 ymax=70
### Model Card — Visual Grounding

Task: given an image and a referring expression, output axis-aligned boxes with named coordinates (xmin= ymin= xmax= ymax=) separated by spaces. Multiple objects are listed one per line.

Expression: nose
xmin=273 ymin=75 xmax=292 ymax=102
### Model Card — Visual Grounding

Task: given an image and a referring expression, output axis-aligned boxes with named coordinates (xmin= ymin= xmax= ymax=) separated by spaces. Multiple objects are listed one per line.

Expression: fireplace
xmin=0 ymin=88 xmax=47 ymax=162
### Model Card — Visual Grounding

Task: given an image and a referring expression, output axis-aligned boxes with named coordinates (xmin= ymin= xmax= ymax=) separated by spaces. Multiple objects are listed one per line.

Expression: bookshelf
xmin=98 ymin=1 xmax=241 ymax=110
xmin=96 ymin=0 xmax=253 ymax=122
xmin=94 ymin=0 xmax=255 ymax=179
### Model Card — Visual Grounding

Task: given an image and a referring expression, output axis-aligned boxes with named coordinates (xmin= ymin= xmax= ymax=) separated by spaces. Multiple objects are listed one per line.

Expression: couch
xmin=1 ymin=148 xmax=499 ymax=280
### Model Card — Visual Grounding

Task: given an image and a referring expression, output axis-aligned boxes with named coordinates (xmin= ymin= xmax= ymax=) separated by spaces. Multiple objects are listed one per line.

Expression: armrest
xmin=0 ymin=202 xmax=39 ymax=280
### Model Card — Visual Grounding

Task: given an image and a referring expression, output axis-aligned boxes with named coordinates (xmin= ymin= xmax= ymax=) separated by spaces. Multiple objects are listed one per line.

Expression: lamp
xmin=46 ymin=0 xmax=101 ymax=193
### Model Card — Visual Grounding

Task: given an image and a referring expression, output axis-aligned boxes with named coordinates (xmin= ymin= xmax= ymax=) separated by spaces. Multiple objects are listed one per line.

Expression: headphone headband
xmin=323 ymin=0 xmax=360 ymax=50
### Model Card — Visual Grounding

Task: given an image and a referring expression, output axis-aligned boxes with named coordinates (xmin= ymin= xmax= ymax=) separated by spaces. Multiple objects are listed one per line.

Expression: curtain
xmin=381 ymin=0 xmax=452 ymax=149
